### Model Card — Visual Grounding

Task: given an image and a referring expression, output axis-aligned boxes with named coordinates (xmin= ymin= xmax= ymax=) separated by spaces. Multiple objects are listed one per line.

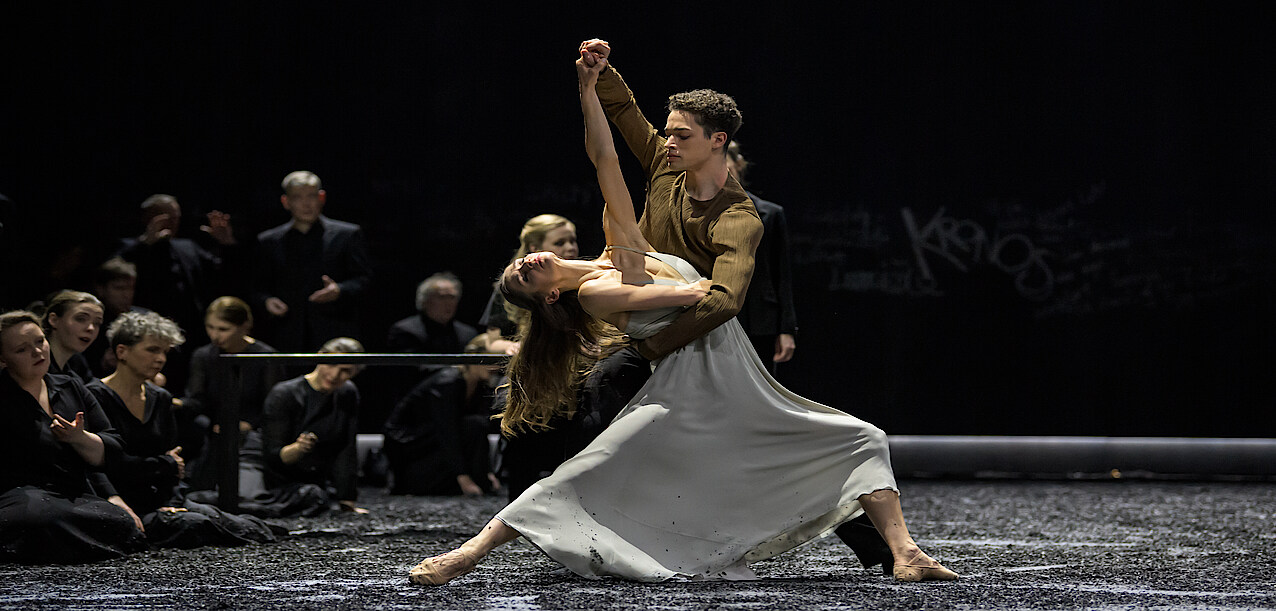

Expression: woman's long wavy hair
xmin=496 ymin=271 xmax=625 ymax=437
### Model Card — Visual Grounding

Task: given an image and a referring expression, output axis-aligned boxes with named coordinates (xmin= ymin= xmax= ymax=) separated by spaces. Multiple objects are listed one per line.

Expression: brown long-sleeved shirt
xmin=596 ymin=66 xmax=763 ymax=360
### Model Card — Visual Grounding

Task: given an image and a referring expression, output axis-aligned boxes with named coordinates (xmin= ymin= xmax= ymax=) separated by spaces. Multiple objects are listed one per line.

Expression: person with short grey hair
xmin=388 ymin=271 xmax=477 ymax=366
xmin=86 ymin=311 xmax=283 ymax=548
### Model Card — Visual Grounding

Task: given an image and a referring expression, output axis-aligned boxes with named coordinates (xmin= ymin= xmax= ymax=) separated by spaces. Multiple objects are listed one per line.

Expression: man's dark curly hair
xmin=667 ymin=89 xmax=742 ymax=147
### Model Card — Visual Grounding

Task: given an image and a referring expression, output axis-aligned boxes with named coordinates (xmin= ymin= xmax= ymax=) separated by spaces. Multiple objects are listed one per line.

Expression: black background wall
xmin=3 ymin=3 xmax=1273 ymax=436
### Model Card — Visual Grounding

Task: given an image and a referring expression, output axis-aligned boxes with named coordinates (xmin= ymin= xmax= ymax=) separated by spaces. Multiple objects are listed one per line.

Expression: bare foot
xmin=892 ymin=548 xmax=958 ymax=582
xmin=408 ymin=549 xmax=479 ymax=586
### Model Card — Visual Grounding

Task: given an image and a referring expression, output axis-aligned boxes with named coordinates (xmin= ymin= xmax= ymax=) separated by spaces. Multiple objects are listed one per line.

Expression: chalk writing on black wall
xmin=802 ymin=182 xmax=1270 ymax=318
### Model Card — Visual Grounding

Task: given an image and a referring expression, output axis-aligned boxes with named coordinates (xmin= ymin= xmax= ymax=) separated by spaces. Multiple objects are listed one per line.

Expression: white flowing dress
xmin=496 ymin=253 xmax=897 ymax=581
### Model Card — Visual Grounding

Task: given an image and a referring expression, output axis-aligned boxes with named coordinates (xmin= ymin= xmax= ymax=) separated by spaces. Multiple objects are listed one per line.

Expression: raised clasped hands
xmin=578 ymin=39 xmax=610 ymax=66
xmin=576 ymin=51 xmax=605 ymax=87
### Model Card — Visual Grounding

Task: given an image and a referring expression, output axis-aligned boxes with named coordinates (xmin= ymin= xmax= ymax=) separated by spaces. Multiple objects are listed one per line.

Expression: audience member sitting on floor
xmin=40 ymin=290 xmax=105 ymax=383
xmin=86 ymin=311 xmax=283 ymax=548
xmin=228 ymin=337 xmax=368 ymax=517
xmin=383 ymin=334 xmax=504 ymax=496
xmin=0 ymin=310 xmax=146 ymax=564
xmin=478 ymin=213 xmax=580 ymax=355
xmin=180 ymin=296 xmax=282 ymax=489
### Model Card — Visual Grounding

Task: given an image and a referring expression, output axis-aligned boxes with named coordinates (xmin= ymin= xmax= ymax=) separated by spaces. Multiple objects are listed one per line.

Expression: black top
xmin=116 ymin=236 xmax=227 ymax=337
xmin=48 ymin=351 xmax=95 ymax=384
xmin=261 ymin=376 xmax=360 ymax=501
xmin=383 ymin=366 xmax=496 ymax=477
xmin=478 ymin=287 xmax=518 ymax=337
xmin=736 ymin=193 xmax=799 ymax=337
xmin=183 ymin=339 xmax=281 ymax=429
xmin=387 ymin=314 xmax=479 ymax=355
xmin=253 ymin=215 xmax=373 ymax=352
xmin=85 ymin=379 xmax=181 ymax=514
xmin=0 ymin=370 xmax=124 ymax=497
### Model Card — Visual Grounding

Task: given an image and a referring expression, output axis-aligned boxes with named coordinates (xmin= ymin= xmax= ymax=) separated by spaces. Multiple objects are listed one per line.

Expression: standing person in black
xmin=383 ymin=334 xmax=503 ymax=496
xmin=0 ymin=310 xmax=145 ymax=564
xmin=253 ymin=171 xmax=373 ymax=354
xmin=725 ymin=142 xmax=798 ymax=375
xmin=116 ymin=194 xmax=238 ymax=391
xmin=87 ymin=311 xmax=282 ymax=548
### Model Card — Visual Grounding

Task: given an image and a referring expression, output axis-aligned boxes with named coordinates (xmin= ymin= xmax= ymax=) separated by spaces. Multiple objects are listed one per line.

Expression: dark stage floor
xmin=2 ymin=480 xmax=1273 ymax=610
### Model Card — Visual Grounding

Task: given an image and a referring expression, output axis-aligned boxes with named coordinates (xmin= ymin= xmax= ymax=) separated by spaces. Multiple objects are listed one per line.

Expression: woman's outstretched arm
xmin=578 ymin=52 xmax=650 ymax=255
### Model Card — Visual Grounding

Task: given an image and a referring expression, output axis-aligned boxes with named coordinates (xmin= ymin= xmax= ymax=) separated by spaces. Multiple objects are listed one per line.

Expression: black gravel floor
xmin=2 ymin=480 xmax=1273 ymax=610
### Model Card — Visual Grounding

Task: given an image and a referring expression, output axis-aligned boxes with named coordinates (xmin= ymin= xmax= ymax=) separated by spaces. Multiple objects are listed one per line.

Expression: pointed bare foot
xmin=892 ymin=548 xmax=958 ymax=582
xmin=408 ymin=548 xmax=479 ymax=586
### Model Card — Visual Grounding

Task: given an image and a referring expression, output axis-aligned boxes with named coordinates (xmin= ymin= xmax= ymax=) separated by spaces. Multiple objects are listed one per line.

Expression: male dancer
xmin=577 ymin=39 xmax=894 ymax=574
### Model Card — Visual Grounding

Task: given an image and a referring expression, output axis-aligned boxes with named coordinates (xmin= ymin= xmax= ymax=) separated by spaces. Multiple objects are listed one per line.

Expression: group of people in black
xmin=3 ymin=137 xmax=799 ymax=567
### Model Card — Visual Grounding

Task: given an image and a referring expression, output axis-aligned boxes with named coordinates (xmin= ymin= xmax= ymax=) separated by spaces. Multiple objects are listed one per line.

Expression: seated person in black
xmin=383 ymin=334 xmax=503 ymax=496
xmin=236 ymin=337 xmax=367 ymax=517
xmin=87 ymin=311 xmax=282 ymax=549
xmin=180 ymin=296 xmax=281 ymax=489
xmin=0 ymin=310 xmax=145 ymax=564
xmin=40 ymin=290 xmax=105 ymax=383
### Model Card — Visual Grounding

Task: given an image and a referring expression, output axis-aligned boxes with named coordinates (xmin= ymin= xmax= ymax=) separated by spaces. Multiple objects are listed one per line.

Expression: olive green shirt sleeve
xmin=636 ymin=207 xmax=763 ymax=360
xmin=596 ymin=65 xmax=667 ymax=176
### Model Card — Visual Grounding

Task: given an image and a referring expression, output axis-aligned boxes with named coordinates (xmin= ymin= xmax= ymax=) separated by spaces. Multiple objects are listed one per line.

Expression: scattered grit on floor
xmin=2 ymin=480 xmax=1274 ymax=610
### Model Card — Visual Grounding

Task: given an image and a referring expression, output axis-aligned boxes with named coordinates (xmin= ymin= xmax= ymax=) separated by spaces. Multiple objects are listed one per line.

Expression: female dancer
xmin=408 ymin=51 xmax=956 ymax=584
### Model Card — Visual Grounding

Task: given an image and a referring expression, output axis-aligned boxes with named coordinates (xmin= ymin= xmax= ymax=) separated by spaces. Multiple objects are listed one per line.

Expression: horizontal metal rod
xmin=217 ymin=353 xmax=507 ymax=365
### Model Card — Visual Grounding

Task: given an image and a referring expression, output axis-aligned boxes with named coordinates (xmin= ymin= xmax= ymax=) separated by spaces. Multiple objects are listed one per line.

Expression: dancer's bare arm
xmin=579 ymin=277 xmax=710 ymax=323
xmin=577 ymin=51 xmax=649 ymax=254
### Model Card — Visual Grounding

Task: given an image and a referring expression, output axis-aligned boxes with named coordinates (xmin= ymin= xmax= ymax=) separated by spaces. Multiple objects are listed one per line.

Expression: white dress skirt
xmin=496 ymin=253 xmax=897 ymax=581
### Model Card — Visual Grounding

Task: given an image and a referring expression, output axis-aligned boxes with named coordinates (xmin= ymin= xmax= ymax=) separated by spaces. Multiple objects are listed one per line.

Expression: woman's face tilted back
xmin=502 ymin=252 xmax=564 ymax=307
xmin=0 ymin=322 xmax=52 ymax=380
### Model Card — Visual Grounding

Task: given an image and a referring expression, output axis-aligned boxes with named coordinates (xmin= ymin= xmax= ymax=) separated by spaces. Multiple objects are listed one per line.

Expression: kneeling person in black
xmin=0 ymin=310 xmax=144 ymax=563
xmin=88 ymin=311 xmax=282 ymax=548
xmin=384 ymin=334 xmax=503 ymax=496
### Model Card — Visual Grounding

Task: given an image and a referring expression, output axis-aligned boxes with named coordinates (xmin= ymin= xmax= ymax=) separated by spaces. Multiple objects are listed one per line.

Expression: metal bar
xmin=218 ymin=353 xmax=507 ymax=366
xmin=215 ymin=358 xmax=243 ymax=511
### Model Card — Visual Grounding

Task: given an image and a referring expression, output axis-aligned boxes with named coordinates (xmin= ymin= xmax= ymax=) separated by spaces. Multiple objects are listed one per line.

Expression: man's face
xmin=281 ymin=186 xmax=326 ymax=225
xmin=144 ymin=202 xmax=182 ymax=236
xmin=423 ymin=280 xmax=460 ymax=324
xmin=97 ymin=278 xmax=136 ymax=314
xmin=663 ymin=110 xmax=722 ymax=172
